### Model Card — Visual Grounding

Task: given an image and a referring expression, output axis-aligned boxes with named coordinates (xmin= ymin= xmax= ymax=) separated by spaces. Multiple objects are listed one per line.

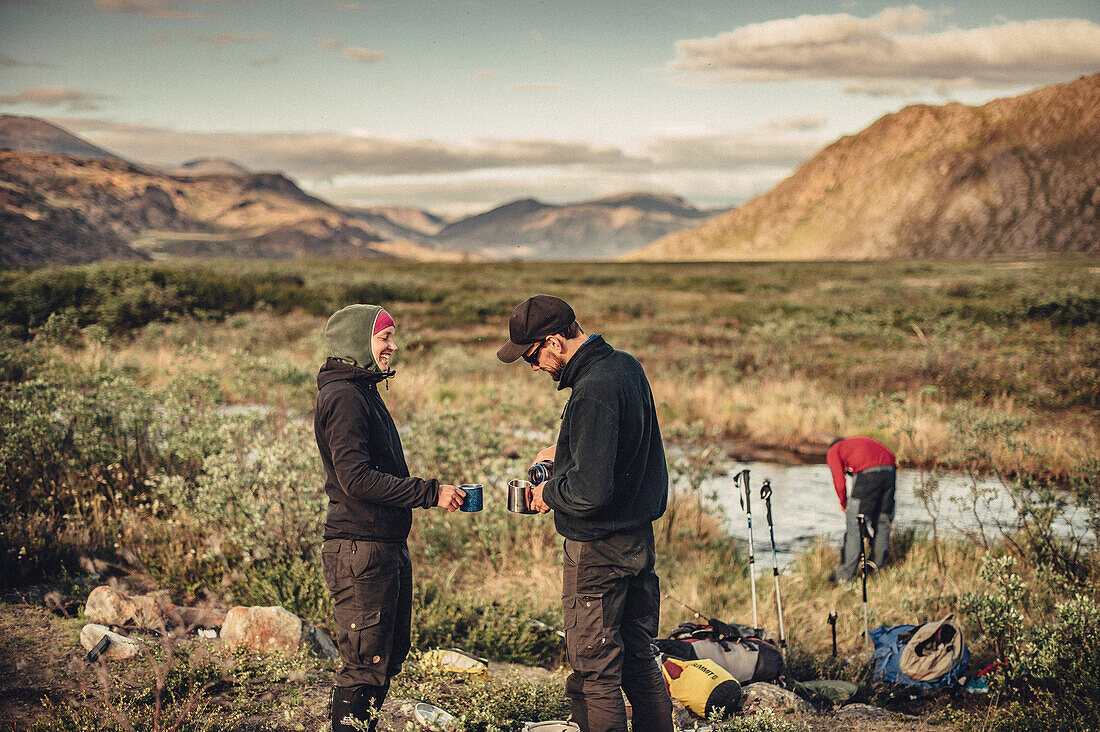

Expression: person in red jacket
xmin=827 ymin=436 xmax=897 ymax=581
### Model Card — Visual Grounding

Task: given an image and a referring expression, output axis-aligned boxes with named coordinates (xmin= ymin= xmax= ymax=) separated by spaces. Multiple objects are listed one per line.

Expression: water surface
xmin=706 ymin=461 xmax=1055 ymax=568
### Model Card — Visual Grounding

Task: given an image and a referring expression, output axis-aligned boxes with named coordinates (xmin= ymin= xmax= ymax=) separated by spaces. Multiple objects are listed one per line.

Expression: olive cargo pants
xmin=322 ymin=538 xmax=413 ymax=688
xmin=562 ymin=524 xmax=674 ymax=732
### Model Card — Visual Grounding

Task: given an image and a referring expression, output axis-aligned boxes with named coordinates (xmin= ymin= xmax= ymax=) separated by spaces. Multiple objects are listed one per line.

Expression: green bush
xmin=392 ymin=655 xmax=570 ymax=732
xmin=412 ymin=585 xmax=562 ymax=667
xmin=0 ymin=263 xmax=327 ymax=338
xmin=959 ymin=554 xmax=1100 ymax=732
xmin=0 ymin=365 xmax=223 ymax=584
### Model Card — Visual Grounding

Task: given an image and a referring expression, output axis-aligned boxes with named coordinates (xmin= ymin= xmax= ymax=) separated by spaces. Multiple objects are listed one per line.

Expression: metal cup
xmin=508 ymin=479 xmax=536 ymax=514
xmin=459 ymin=484 xmax=483 ymax=512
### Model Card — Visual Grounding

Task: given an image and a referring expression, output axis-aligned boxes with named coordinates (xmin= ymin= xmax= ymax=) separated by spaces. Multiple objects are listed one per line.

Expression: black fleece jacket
xmin=315 ymin=358 xmax=439 ymax=541
xmin=542 ymin=335 xmax=668 ymax=541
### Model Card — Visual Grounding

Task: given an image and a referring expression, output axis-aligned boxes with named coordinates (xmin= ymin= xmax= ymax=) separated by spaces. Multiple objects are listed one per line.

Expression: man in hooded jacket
xmin=316 ymin=304 xmax=464 ymax=732
xmin=498 ymin=295 xmax=674 ymax=732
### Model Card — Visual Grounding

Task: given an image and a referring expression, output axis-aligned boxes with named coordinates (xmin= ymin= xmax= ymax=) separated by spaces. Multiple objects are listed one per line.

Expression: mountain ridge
xmin=0 ymin=115 xmax=722 ymax=263
xmin=433 ymin=193 xmax=723 ymax=259
xmin=0 ymin=115 xmax=123 ymax=161
xmin=627 ymin=73 xmax=1100 ymax=261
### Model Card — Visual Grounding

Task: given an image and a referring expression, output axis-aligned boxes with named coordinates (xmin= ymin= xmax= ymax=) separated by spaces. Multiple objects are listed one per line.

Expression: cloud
xmin=188 ymin=31 xmax=272 ymax=44
xmin=316 ymin=36 xmax=342 ymax=51
xmin=672 ymin=6 xmax=1100 ymax=92
xmin=765 ymin=114 xmax=828 ymax=132
xmin=312 ymin=1 xmax=365 ymax=10
xmin=93 ymin=0 xmax=214 ymax=19
xmin=508 ymin=83 xmax=569 ymax=92
xmin=58 ymin=118 xmax=823 ymax=175
xmin=0 ymin=86 xmax=112 ymax=112
xmin=645 ymin=130 xmax=824 ymax=169
xmin=0 ymin=54 xmax=37 ymax=67
xmin=308 ymin=167 xmax=786 ymax=216
xmin=343 ymin=47 xmax=385 ymax=61
xmin=52 ymin=118 xmax=830 ymax=211
xmin=842 ymin=81 xmax=924 ymax=97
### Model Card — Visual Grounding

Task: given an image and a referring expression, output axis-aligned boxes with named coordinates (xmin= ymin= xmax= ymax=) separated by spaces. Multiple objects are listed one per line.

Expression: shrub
xmin=412 ymin=585 xmax=562 ymax=667
xmin=0 ymin=366 xmax=223 ymax=584
xmin=392 ymin=655 xmax=570 ymax=732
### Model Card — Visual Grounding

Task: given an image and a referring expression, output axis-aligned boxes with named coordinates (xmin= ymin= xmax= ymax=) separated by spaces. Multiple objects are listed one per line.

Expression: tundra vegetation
xmin=1 ymin=257 xmax=1097 ymax=731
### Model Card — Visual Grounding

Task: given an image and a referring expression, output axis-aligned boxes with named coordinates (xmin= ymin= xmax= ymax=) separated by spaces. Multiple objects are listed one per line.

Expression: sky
xmin=2 ymin=1 xmax=1099 ymax=216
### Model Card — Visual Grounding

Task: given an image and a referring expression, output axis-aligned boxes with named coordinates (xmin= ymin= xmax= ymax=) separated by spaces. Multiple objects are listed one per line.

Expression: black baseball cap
xmin=496 ymin=295 xmax=575 ymax=363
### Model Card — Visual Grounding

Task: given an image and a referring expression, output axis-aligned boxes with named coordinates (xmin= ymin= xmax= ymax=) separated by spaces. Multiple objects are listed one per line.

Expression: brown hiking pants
xmin=322 ymin=538 xmax=413 ymax=688
xmin=562 ymin=525 xmax=674 ymax=732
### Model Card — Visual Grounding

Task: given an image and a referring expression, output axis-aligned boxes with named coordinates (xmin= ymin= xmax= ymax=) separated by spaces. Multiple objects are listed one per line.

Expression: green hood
xmin=324 ymin=304 xmax=392 ymax=373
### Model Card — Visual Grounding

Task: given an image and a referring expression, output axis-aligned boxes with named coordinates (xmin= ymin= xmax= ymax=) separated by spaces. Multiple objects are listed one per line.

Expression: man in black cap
xmin=498 ymin=295 xmax=674 ymax=732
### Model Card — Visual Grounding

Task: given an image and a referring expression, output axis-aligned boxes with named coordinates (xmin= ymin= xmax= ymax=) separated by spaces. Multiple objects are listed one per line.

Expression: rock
xmin=669 ymin=697 xmax=697 ymax=728
xmin=835 ymin=703 xmax=892 ymax=720
xmin=176 ymin=606 xmax=227 ymax=629
xmin=302 ymin=621 xmax=340 ymax=661
xmin=390 ymin=699 xmax=424 ymax=730
xmin=741 ymin=683 xmax=815 ymax=715
xmin=85 ymin=586 xmax=177 ymax=629
xmin=220 ymin=606 xmax=302 ymax=654
xmin=80 ymin=623 xmax=144 ymax=660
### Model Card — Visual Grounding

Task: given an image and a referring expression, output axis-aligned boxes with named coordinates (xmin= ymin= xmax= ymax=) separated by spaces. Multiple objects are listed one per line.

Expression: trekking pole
xmin=828 ymin=611 xmax=838 ymax=657
xmin=664 ymin=593 xmax=708 ymax=620
xmin=759 ymin=479 xmax=786 ymax=656
xmin=526 ymin=617 xmax=566 ymax=639
xmin=858 ymin=513 xmax=870 ymax=653
xmin=735 ymin=469 xmax=759 ymax=630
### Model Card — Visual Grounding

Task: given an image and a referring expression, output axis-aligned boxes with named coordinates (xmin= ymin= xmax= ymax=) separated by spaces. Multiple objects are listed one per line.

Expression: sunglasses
xmin=522 ymin=339 xmax=546 ymax=365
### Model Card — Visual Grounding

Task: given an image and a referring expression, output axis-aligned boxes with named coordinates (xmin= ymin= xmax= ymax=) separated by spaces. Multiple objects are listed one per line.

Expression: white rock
xmin=741 ymin=683 xmax=815 ymax=715
xmin=835 ymin=703 xmax=892 ymax=720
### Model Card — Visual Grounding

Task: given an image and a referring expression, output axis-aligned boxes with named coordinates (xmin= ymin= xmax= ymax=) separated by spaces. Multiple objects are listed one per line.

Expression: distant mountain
xmin=629 ymin=73 xmax=1100 ymax=261
xmin=342 ymin=205 xmax=451 ymax=240
xmin=0 ymin=115 xmax=723 ymax=264
xmin=0 ymin=149 xmax=397 ymax=264
xmin=0 ymin=114 xmax=123 ymax=161
xmin=433 ymin=193 xmax=725 ymax=259
xmin=171 ymin=158 xmax=251 ymax=176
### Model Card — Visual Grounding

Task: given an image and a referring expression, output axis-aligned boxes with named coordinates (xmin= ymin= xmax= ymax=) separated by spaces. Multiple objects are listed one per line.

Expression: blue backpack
xmin=869 ymin=615 xmax=969 ymax=692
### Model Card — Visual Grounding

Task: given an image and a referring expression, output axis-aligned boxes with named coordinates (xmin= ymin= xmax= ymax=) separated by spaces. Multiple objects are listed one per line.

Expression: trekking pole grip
xmin=760 ymin=479 xmax=773 ymax=525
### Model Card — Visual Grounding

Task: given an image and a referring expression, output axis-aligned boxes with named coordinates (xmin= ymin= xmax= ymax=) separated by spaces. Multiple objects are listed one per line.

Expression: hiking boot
xmin=331 ymin=684 xmax=386 ymax=732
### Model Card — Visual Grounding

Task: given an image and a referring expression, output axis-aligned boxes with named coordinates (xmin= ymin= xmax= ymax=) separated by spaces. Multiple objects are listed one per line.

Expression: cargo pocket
xmin=321 ymin=541 xmax=341 ymax=591
xmin=333 ymin=602 xmax=382 ymax=634
xmin=348 ymin=570 xmax=398 ymax=630
xmin=564 ymin=594 xmax=611 ymax=672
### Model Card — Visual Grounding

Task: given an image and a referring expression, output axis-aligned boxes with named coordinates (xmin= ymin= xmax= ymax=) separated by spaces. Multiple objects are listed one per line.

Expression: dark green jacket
xmin=543 ymin=336 xmax=668 ymax=541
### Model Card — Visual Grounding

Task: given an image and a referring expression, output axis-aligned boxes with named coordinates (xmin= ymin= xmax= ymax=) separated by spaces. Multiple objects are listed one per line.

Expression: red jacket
xmin=826 ymin=436 xmax=896 ymax=510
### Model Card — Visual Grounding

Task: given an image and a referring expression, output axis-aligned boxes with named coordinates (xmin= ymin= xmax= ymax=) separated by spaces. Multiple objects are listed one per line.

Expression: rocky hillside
xmin=0 ymin=150 xmax=405 ymax=264
xmin=433 ymin=192 xmax=724 ymax=259
xmin=0 ymin=115 xmax=122 ymax=161
xmin=629 ymin=73 xmax=1100 ymax=261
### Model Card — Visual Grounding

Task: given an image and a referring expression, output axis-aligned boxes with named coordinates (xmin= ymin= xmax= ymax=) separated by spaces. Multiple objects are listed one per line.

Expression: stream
xmin=706 ymin=461 xmax=1086 ymax=568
